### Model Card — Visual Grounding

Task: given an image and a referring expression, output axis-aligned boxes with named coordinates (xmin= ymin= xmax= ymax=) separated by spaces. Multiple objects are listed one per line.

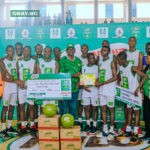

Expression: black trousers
xmin=143 ymin=95 xmax=150 ymax=133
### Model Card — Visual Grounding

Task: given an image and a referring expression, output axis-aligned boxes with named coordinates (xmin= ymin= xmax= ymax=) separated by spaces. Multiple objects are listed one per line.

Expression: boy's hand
xmin=134 ymin=89 xmax=139 ymax=97
xmin=73 ymin=72 xmax=81 ymax=78
xmin=83 ymin=86 xmax=91 ymax=92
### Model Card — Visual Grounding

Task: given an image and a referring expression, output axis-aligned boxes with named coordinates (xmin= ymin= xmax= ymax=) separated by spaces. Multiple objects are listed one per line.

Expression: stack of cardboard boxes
xmin=38 ymin=115 xmax=60 ymax=150
xmin=60 ymin=126 xmax=81 ymax=150
xmin=38 ymin=115 xmax=81 ymax=150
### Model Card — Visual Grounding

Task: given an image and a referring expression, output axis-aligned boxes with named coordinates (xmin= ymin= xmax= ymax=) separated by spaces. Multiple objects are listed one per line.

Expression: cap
xmin=66 ymin=43 xmax=74 ymax=49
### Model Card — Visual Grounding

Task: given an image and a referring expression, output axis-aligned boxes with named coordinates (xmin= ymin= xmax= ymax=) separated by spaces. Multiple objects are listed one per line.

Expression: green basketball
xmin=43 ymin=104 xmax=57 ymax=117
xmin=61 ymin=114 xmax=74 ymax=128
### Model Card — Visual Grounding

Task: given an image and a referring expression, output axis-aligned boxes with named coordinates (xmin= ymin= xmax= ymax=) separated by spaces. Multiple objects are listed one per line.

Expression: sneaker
xmin=90 ymin=126 xmax=97 ymax=134
xmin=17 ymin=123 xmax=21 ymax=130
xmin=7 ymin=127 xmax=18 ymax=135
xmin=78 ymin=122 xmax=83 ymax=131
xmin=0 ymin=129 xmax=8 ymax=138
xmin=90 ymin=121 xmax=93 ymax=128
xmin=30 ymin=126 xmax=37 ymax=136
xmin=137 ymin=127 xmax=143 ymax=138
xmin=18 ymin=126 xmax=27 ymax=136
xmin=84 ymin=125 xmax=91 ymax=132
xmin=107 ymin=132 xmax=114 ymax=141
xmin=124 ymin=131 xmax=132 ymax=137
xmin=130 ymin=134 xmax=139 ymax=144
xmin=102 ymin=125 xmax=109 ymax=136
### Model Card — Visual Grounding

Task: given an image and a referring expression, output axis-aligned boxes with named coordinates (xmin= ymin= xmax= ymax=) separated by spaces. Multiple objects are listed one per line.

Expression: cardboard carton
xmin=39 ymin=129 xmax=59 ymax=140
xmin=39 ymin=140 xmax=59 ymax=150
xmin=61 ymin=140 xmax=81 ymax=150
xmin=60 ymin=126 xmax=80 ymax=139
xmin=38 ymin=115 xmax=60 ymax=128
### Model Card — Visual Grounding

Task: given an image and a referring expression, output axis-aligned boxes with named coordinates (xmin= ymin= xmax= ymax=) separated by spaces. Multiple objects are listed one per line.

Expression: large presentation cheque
xmin=115 ymin=85 xmax=142 ymax=108
xmin=27 ymin=73 xmax=71 ymax=100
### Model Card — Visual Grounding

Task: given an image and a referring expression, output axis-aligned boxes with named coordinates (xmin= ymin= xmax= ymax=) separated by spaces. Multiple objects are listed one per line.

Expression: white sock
xmin=7 ymin=120 xmax=12 ymax=129
xmin=24 ymin=121 xmax=27 ymax=126
xmin=30 ymin=122 xmax=34 ymax=127
xmin=21 ymin=121 xmax=26 ymax=127
xmin=134 ymin=126 xmax=139 ymax=134
xmin=78 ymin=117 xmax=82 ymax=123
xmin=34 ymin=119 xmax=38 ymax=123
xmin=90 ymin=118 xmax=93 ymax=123
xmin=103 ymin=124 xmax=108 ymax=131
xmin=109 ymin=126 xmax=114 ymax=132
xmin=87 ymin=120 xmax=90 ymax=126
xmin=2 ymin=123 xmax=6 ymax=130
xmin=93 ymin=121 xmax=97 ymax=127
xmin=126 ymin=126 xmax=131 ymax=132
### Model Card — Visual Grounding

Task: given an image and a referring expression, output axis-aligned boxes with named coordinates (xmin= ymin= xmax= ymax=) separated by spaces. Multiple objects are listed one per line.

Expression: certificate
xmin=115 ymin=85 xmax=142 ymax=108
xmin=27 ymin=73 xmax=71 ymax=100
xmin=80 ymin=74 xmax=96 ymax=86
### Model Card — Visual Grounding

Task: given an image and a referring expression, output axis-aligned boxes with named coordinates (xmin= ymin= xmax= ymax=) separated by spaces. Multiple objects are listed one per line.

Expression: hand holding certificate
xmin=80 ymin=74 xmax=96 ymax=86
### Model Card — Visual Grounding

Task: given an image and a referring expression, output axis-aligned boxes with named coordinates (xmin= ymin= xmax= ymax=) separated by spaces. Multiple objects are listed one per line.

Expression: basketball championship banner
xmin=115 ymin=85 xmax=142 ymax=108
xmin=27 ymin=73 xmax=71 ymax=100
xmin=0 ymin=22 xmax=150 ymax=58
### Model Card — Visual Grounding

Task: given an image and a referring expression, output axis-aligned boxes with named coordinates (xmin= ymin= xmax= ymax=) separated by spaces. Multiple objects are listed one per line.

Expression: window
xmin=98 ymin=4 xmax=105 ymax=19
xmin=136 ymin=3 xmax=150 ymax=18
xmin=113 ymin=3 xmax=123 ymax=18
xmin=76 ymin=4 xmax=94 ymax=19
xmin=132 ymin=3 xmax=136 ymax=17
xmin=105 ymin=4 xmax=113 ymax=18
xmin=46 ymin=5 xmax=61 ymax=18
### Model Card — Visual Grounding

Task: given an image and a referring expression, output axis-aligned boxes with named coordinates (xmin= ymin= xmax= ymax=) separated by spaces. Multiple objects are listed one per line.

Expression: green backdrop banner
xmin=0 ymin=22 xmax=149 ymax=122
xmin=0 ymin=22 xmax=150 ymax=57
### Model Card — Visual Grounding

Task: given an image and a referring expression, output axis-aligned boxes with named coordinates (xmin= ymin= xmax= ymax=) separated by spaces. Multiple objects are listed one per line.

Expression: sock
xmin=90 ymin=118 xmax=93 ymax=123
xmin=109 ymin=126 xmax=114 ymax=132
xmin=21 ymin=121 xmax=26 ymax=127
xmin=87 ymin=120 xmax=90 ymax=126
xmin=34 ymin=119 xmax=38 ymax=123
xmin=24 ymin=121 xmax=27 ymax=126
xmin=2 ymin=123 xmax=6 ymax=130
xmin=126 ymin=126 xmax=131 ymax=132
xmin=78 ymin=117 xmax=82 ymax=123
xmin=93 ymin=121 xmax=97 ymax=127
xmin=7 ymin=120 xmax=12 ymax=129
xmin=103 ymin=124 xmax=108 ymax=131
xmin=134 ymin=126 xmax=139 ymax=134
xmin=30 ymin=122 xmax=34 ymax=127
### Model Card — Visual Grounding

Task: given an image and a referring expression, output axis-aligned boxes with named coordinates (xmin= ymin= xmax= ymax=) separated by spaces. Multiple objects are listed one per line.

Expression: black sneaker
xmin=17 ymin=123 xmax=21 ymax=130
xmin=78 ymin=122 xmax=83 ymax=131
xmin=90 ymin=121 xmax=93 ymax=128
xmin=130 ymin=134 xmax=139 ymax=144
xmin=84 ymin=125 xmax=91 ymax=132
xmin=140 ymin=133 xmax=150 ymax=140
xmin=18 ymin=127 xmax=27 ymax=136
xmin=30 ymin=126 xmax=37 ymax=137
xmin=124 ymin=131 xmax=132 ymax=137
xmin=90 ymin=126 xmax=97 ymax=134
xmin=0 ymin=129 xmax=8 ymax=138
xmin=7 ymin=127 xmax=18 ymax=135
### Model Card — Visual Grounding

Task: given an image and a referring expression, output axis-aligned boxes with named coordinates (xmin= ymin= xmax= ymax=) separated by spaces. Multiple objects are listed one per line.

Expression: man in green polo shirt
xmin=59 ymin=43 xmax=82 ymax=117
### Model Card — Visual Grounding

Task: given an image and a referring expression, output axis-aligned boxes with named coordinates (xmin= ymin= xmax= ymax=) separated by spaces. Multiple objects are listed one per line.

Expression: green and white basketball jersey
xmin=127 ymin=50 xmax=140 ymax=66
xmin=79 ymin=56 xmax=88 ymax=66
xmin=18 ymin=58 xmax=36 ymax=81
xmin=120 ymin=63 xmax=138 ymax=91
xmin=3 ymin=58 xmax=17 ymax=80
xmin=99 ymin=57 xmax=116 ymax=97
xmin=3 ymin=58 xmax=18 ymax=92
xmin=82 ymin=64 xmax=98 ymax=98
xmin=39 ymin=58 xmax=56 ymax=74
